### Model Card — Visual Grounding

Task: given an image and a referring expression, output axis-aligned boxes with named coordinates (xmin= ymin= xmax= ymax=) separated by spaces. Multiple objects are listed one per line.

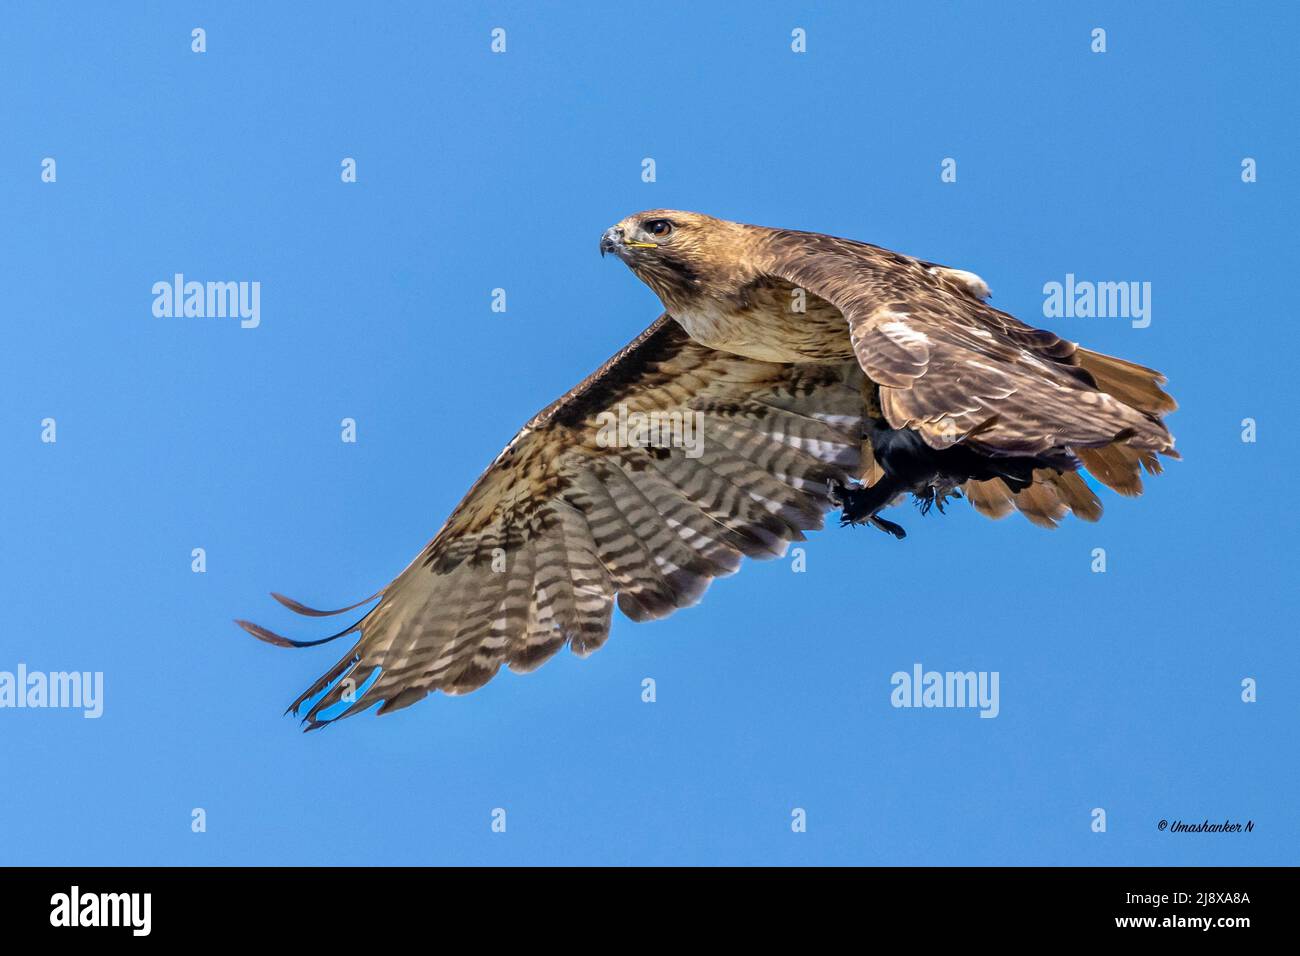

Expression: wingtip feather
xmin=235 ymin=618 xmax=309 ymax=648
xmin=270 ymin=590 xmax=382 ymax=617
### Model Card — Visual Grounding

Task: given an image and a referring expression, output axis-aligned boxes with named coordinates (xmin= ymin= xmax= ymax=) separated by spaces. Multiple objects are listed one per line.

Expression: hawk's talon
xmin=828 ymin=479 xmax=907 ymax=539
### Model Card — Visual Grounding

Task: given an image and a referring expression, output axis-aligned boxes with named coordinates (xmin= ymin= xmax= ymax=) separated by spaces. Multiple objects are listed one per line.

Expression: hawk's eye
xmin=644 ymin=219 xmax=673 ymax=237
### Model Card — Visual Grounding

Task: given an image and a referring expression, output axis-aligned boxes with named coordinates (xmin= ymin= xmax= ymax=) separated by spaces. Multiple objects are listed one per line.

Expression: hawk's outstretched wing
xmin=753 ymin=230 xmax=1176 ymax=461
xmin=239 ymin=316 xmax=868 ymax=728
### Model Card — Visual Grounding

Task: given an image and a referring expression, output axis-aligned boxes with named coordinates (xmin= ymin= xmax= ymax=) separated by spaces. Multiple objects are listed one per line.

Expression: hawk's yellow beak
xmin=625 ymin=241 xmax=657 ymax=249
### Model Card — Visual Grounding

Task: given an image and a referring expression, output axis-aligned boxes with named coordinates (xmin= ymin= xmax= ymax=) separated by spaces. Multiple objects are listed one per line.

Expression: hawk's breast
xmin=672 ymin=279 xmax=854 ymax=364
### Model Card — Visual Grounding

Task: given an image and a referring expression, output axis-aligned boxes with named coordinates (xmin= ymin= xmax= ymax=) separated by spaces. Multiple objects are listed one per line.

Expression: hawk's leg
xmin=915 ymin=486 xmax=962 ymax=516
xmin=829 ymin=479 xmax=907 ymax=539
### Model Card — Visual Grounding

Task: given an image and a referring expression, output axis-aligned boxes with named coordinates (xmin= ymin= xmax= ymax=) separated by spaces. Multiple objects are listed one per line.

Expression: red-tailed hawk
xmin=239 ymin=210 xmax=1177 ymax=729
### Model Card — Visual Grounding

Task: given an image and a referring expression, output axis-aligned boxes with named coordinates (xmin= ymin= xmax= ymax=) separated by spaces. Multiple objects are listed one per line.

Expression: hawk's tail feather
xmin=964 ymin=468 xmax=1102 ymax=527
xmin=1077 ymin=443 xmax=1164 ymax=497
xmin=1076 ymin=348 xmax=1178 ymax=416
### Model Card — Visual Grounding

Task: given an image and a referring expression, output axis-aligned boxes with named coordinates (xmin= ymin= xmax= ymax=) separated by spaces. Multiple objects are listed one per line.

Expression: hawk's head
xmin=601 ymin=209 xmax=759 ymax=313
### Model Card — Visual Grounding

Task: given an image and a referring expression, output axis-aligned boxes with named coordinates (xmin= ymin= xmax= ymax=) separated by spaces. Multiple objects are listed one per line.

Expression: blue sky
xmin=1 ymin=2 xmax=1295 ymax=865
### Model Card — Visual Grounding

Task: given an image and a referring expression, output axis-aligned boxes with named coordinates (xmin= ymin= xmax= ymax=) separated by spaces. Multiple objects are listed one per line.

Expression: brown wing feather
xmin=239 ymin=316 xmax=868 ymax=728
xmin=754 ymin=230 xmax=1175 ymax=457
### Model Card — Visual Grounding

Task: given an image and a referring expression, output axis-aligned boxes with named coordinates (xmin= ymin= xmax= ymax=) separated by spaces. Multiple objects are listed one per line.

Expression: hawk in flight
xmin=240 ymin=211 xmax=1177 ymax=728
